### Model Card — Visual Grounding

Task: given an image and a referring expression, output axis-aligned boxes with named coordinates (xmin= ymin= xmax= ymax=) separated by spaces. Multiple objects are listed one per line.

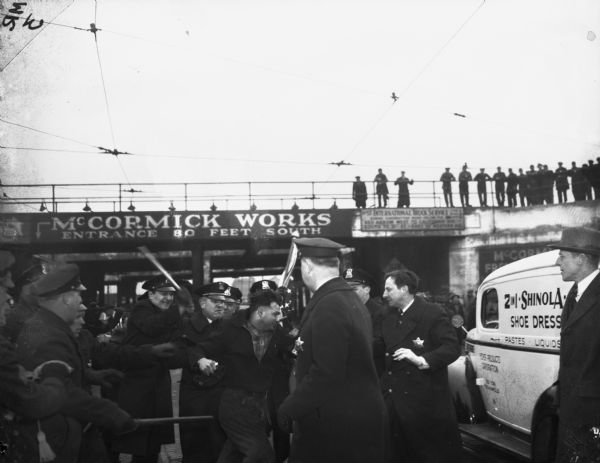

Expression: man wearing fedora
xmin=550 ymin=226 xmax=600 ymax=462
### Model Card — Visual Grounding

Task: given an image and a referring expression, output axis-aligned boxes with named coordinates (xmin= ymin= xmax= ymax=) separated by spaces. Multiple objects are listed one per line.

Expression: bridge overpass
xmin=0 ymin=200 xmax=597 ymax=304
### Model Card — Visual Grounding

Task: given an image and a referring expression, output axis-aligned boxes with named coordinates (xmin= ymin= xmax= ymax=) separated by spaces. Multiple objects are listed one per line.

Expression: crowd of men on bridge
xmin=0 ymin=238 xmax=466 ymax=463
xmin=352 ymin=158 xmax=600 ymax=208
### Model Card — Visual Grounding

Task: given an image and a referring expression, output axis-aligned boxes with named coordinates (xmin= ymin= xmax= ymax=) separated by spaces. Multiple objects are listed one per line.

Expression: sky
xmin=0 ymin=0 xmax=599 ymax=210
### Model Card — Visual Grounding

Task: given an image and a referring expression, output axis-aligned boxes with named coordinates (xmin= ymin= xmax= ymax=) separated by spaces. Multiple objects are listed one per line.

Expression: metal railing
xmin=0 ymin=180 xmax=455 ymax=212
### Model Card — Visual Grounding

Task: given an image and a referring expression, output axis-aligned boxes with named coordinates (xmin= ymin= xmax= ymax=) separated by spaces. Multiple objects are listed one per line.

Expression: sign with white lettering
xmin=479 ymin=244 xmax=550 ymax=277
xmin=0 ymin=210 xmax=355 ymax=243
xmin=360 ymin=208 xmax=464 ymax=231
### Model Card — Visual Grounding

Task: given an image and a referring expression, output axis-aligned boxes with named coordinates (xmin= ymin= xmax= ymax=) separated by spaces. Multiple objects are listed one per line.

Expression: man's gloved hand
xmin=87 ymin=368 xmax=124 ymax=388
xmin=150 ymin=342 xmax=177 ymax=358
xmin=114 ymin=417 xmax=140 ymax=436
xmin=277 ymin=409 xmax=293 ymax=434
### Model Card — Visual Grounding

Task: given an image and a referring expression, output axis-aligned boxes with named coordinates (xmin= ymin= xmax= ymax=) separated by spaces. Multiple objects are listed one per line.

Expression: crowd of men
xmin=1 ymin=229 xmax=598 ymax=463
xmin=352 ymin=159 xmax=600 ymax=208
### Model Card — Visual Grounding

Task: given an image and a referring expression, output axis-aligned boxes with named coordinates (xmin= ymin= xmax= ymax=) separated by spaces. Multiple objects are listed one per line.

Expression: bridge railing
xmin=0 ymin=180 xmax=470 ymax=213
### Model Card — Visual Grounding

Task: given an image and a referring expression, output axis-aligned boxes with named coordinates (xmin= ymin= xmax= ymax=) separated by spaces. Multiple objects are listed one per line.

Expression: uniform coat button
xmin=388 ymin=388 xmax=392 ymax=393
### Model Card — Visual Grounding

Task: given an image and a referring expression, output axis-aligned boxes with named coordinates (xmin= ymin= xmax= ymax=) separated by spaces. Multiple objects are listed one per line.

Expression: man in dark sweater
xmin=194 ymin=290 xmax=295 ymax=463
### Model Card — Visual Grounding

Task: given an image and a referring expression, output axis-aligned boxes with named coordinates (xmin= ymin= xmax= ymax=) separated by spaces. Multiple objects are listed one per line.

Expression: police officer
xmin=113 ymin=275 xmax=185 ymax=463
xmin=16 ymin=264 xmax=137 ymax=462
xmin=177 ymin=282 xmax=232 ymax=463
xmin=0 ymin=251 xmax=70 ymax=463
xmin=342 ymin=267 xmax=386 ymax=376
xmin=278 ymin=237 xmax=386 ymax=463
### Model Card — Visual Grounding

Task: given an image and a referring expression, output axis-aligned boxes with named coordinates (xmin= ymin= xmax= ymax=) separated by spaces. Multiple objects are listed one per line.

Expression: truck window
xmin=481 ymin=288 xmax=499 ymax=329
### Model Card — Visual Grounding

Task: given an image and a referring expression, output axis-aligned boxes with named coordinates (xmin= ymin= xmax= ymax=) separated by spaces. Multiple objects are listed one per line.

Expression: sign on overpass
xmin=0 ymin=210 xmax=356 ymax=244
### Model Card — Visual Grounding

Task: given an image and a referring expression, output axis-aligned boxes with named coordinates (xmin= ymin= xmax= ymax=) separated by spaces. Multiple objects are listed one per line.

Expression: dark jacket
xmin=16 ymin=309 xmax=132 ymax=462
xmin=279 ymin=277 xmax=386 ymax=463
xmin=0 ymin=334 xmax=68 ymax=463
xmin=112 ymin=299 xmax=182 ymax=456
xmin=191 ymin=311 xmax=295 ymax=393
xmin=557 ymin=273 xmax=600 ymax=462
xmin=374 ymin=296 xmax=462 ymax=463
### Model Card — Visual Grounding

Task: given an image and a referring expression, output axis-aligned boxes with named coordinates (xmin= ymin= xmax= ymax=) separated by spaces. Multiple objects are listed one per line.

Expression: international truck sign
xmin=360 ymin=208 xmax=464 ymax=231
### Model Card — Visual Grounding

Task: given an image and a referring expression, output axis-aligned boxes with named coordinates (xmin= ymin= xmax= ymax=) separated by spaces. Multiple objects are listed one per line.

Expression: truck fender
xmin=448 ymin=354 xmax=487 ymax=424
xmin=531 ymin=383 xmax=558 ymax=463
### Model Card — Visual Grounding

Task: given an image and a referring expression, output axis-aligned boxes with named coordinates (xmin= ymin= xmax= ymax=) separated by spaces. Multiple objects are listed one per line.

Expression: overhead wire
xmin=325 ymin=0 xmax=487 ymax=182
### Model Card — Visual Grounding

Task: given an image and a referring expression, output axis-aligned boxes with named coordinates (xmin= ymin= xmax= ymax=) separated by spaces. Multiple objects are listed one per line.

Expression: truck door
xmin=470 ymin=287 xmax=513 ymax=425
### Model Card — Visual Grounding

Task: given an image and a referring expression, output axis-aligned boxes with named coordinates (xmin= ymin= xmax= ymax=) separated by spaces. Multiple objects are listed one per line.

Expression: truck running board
xmin=459 ymin=423 xmax=531 ymax=461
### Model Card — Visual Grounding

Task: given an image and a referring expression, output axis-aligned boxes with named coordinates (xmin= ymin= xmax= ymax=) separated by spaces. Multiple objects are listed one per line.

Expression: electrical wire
xmin=326 ymin=0 xmax=488 ymax=183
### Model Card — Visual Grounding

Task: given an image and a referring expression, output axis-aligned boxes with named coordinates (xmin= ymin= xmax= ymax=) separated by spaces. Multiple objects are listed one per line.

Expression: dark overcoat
xmin=176 ymin=313 xmax=226 ymax=462
xmin=112 ymin=298 xmax=182 ymax=456
xmin=557 ymin=273 xmax=600 ymax=462
xmin=279 ymin=277 xmax=386 ymax=463
xmin=0 ymin=334 xmax=68 ymax=463
xmin=373 ymin=296 xmax=461 ymax=463
xmin=16 ymin=309 xmax=131 ymax=463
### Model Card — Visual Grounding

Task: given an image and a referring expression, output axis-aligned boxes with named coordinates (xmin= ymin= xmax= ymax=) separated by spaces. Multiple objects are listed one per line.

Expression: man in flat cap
xmin=16 ymin=264 xmax=137 ymax=461
xmin=550 ymin=227 xmax=600 ymax=462
xmin=113 ymin=275 xmax=185 ymax=462
xmin=376 ymin=269 xmax=461 ymax=463
xmin=352 ymin=176 xmax=367 ymax=209
xmin=278 ymin=237 xmax=386 ymax=463
xmin=194 ymin=286 xmax=295 ymax=463
xmin=177 ymin=282 xmax=233 ymax=463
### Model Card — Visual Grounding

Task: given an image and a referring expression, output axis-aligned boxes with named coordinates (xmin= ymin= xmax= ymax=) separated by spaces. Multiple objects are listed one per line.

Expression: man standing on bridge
xmin=550 ymin=227 xmax=600 ymax=463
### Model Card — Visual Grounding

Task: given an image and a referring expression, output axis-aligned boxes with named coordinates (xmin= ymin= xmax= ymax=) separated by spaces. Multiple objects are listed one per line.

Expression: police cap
xmin=30 ymin=264 xmax=86 ymax=297
xmin=342 ymin=268 xmax=374 ymax=287
xmin=249 ymin=279 xmax=278 ymax=295
xmin=142 ymin=275 xmax=177 ymax=292
xmin=194 ymin=281 xmax=230 ymax=298
xmin=293 ymin=237 xmax=344 ymax=258
xmin=226 ymin=286 xmax=243 ymax=302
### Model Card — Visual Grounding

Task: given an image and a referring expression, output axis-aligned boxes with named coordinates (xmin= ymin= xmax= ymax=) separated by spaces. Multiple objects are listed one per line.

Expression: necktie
xmin=562 ymin=283 xmax=578 ymax=325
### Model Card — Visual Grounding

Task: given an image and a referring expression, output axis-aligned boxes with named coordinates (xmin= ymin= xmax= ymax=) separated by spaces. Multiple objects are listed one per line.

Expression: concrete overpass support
xmin=449 ymin=201 xmax=600 ymax=297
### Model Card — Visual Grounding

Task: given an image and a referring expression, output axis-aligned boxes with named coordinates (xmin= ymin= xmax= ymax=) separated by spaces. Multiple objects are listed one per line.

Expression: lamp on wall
xmin=127 ymin=201 xmax=136 ymax=212
xmin=168 ymin=201 xmax=176 ymax=216
xmin=82 ymin=200 xmax=92 ymax=212
xmin=39 ymin=200 xmax=48 ymax=212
